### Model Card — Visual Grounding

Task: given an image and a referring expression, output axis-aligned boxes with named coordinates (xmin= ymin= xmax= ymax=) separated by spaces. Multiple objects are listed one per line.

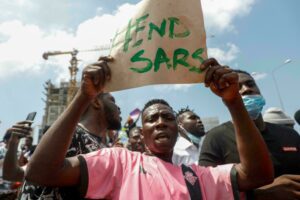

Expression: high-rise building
xmin=202 ymin=117 xmax=219 ymax=131
xmin=40 ymin=80 xmax=78 ymax=139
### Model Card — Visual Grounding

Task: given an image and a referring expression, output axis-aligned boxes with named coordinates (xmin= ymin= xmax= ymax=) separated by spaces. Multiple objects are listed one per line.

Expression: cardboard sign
xmin=105 ymin=0 xmax=207 ymax=92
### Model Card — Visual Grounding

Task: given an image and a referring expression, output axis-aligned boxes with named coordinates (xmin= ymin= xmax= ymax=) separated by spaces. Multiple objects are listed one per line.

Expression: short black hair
xmin=2 ymin=131 xmax=11 ymax=142
xmin=26 ymin=136 xmax=33 ymax=141
xmin=128 ymin=126 xmax=142 ymax=138
xmin=233 ymin=69 xmax=252 ymax=77
xmin=177 ymin=106 xmax=194 ymax=119
xmin=142 ymin=99 xmax=172 ymax=114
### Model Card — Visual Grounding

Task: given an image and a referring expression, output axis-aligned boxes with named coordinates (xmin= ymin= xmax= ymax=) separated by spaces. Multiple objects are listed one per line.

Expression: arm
xmin=3 ymin=134 xmax=24 ymax=181
xmin=3 ymin=121 xmax=32 ymax=181
xmin=254 ymin=175 xmax=300 ymax=200
xmin=200 ymin=58 xmax=274 ymax=191
xmin=25 ymin=57 xmax=113 ymax=186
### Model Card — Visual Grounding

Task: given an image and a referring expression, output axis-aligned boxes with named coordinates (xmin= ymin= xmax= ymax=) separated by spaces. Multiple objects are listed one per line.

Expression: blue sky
xmin=0 ymin=0 xmax=300 ymax=139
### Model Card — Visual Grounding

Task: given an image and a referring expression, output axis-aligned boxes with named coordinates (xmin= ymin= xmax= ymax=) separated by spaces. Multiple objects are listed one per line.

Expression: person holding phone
xmin=3 ymin=120 xmax=33 ymax=182
xmin=0 ymin=120 xmax=33 ymax=200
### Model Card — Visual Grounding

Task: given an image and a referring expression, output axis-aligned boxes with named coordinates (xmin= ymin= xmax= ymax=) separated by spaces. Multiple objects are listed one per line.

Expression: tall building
xmin=202 ymin=117 xmax=219 ymax=131
xmin=40 ymin=80 xmax=79 ymax=139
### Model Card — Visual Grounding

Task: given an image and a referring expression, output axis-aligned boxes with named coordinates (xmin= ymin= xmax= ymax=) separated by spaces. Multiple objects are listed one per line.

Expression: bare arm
xmin=254 ymin=175 xmax=300 ymax=200
xmin=3 ymin=134 xmax=24 ymax=181
xmin=25 ymin=57 xmax=112 ymax=186
xmin=3 ymin=121 xmax=32 ymax=181
xmin=201 ymin=58 xmax=274 ymax=191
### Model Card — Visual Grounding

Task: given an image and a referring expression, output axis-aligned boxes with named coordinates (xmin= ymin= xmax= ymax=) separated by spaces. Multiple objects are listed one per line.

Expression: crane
xmin=42 ymin=45 xmax=110 ymax=105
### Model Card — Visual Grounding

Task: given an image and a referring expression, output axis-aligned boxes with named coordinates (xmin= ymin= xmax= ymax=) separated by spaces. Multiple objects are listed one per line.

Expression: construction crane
xmin=42 ymin=45 xmax=110 ymax=105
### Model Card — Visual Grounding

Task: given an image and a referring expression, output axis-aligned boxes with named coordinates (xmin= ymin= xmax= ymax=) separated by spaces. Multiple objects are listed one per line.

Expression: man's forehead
xmin=105 ymin=93 xmax=115 ymax=101
xmin=143 ymin=104 xmax=173 ymax=115
xmin=181 ymin=111 xmax=200 ymax=120
xmin=130 ymin=129 xmax=142 ymax=137
xmin=238 ymin=73 xmax=254 ymax=82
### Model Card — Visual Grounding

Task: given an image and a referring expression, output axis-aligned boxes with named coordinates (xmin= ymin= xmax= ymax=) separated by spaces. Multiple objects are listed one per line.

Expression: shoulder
xmin=83 ymin=147 xmax=141 ymax=164
xmin=191 ymin=163 xmax=234 ymax=180
xmin=174 ymin=136 xmax=192 ymax=150
xmin=204 ymin=121 xmax=234 ymax=140
xmin=266 ymin=122 xmax=300 ymax=138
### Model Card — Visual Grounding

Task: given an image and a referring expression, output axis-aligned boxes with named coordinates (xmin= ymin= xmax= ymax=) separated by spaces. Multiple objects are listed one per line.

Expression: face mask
xmin=186 ymin=132 xmax=201 ymax=145
xmin=242 ymin=95 xmax=266 ymax=120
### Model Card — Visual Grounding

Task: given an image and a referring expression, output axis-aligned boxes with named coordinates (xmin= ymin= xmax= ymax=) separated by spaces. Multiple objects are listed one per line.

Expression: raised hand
xmin=255 ymin=175 xmax=300 ymax=200
xmin=80 ymin=56 xmax=113 ymax=100
xmin=7 ymin=120 xmax=33 ymax=141
xmin=200 ymin=58 xmax=240 ymax=103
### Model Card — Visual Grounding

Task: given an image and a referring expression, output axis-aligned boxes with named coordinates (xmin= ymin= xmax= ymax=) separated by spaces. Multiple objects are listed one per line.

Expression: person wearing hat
xmin=263 ymin=107 xmax=295 ymax=129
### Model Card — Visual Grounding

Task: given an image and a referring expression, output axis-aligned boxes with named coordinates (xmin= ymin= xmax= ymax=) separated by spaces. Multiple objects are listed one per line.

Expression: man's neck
xmin=78 ymin=119 xmax=106 ymax=138
xmin=253 ymin=114 xmax=266 ymax=132
xmin=148 ymin=151 xmax=173 ymax=163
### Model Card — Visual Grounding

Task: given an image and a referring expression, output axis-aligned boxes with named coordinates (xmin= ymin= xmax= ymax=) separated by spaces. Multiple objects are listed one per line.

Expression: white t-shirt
xmin=172 ymin=135 xmax=202 ymax=165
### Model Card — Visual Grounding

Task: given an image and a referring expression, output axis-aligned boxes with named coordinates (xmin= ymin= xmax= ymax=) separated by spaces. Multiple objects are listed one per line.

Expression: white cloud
xmin=202 ymin=0 xmax=255 ymax=33
xmin=251 ymin=72 xmax=268 ymax=81
xmin=0 ymin=0 xmax=255 ymax=82
xmin=208 ymin=43 xmax=240 ymax=63
xmin=0 ymin=3 xmax=138 ymax=82
xmin=0 ymin=20 xmax=77 ymax=79
xmin=154 ymin=84 xmax=194 ymax=92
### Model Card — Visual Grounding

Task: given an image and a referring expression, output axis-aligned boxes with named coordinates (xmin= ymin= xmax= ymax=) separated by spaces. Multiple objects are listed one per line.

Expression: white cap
xmin=263 ymin=107 xmax=295 ymax=125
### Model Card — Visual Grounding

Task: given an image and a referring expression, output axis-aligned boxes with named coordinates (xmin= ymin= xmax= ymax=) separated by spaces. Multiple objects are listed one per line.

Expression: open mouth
xmin=155 ymin=132 xmax=170 ymax=141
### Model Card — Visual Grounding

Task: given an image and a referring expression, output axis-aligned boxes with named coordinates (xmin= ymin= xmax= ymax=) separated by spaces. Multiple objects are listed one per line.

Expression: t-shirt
xmin=20 ymin=125 xmax=106 ymax=200
xmin=172 ymin=135 xmax=201 ymax=165
xmin=79 ymin=148 xmax=242 ymax=200
xmin=199 ymin=121 xmax=300 ymax=177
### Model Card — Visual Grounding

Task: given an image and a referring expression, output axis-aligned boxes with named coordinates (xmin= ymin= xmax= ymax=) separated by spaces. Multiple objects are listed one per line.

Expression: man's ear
xmin=177 ymin=122 xmax=183 ymax=127
xmin=92 ymin=97 xmax=102 ymax=110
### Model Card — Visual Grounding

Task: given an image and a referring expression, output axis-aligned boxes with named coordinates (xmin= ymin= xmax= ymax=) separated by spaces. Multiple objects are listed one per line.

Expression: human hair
xmin=142 ymin=99 xmax=172 ymax=114
xmin=233 ymin=69 xmax=252 ymax=77
xmin=2 ymin=131 xmax=11 ymax=142
xmin=128 ymin=126 xmax=142 ymax=138
xmin=176 ymin=106 xmax=194 ymax=119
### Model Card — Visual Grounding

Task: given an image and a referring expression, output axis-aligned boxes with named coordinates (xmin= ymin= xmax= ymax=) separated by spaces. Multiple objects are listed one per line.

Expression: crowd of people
xmin=0 ymin=57 xmax=299 ymax=200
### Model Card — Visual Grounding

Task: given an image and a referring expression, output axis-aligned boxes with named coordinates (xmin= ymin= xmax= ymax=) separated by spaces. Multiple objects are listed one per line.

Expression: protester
xmin=172 ymin=107 xmax=205 ymax=165
xmin=127 ymin=126 xmax=145 ymax=153
xmin=17 ymin=136 xmax=34 ymax=167
xmin=0 ymin=131 xmax=19 ymax=200
xmin=199 ymin=69 xmax=300 ymax=199
xmin=20 ymin=57 xmax=122 ymax=199
xmin=106 ymin=130 xmax=119 ymax=147
xmin=25 ymin=58 xmax=273 ymax=199
xmin=3 ymin=121 xmax=33 ymax=182
xmin=263 ymin=107 xmax=295 ymax=128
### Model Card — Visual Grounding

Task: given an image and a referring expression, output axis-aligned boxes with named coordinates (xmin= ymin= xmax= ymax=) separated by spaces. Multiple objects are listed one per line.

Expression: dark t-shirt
xmin=20 ymin=125 xmax=106 ymax=200
xmin=199 ymin=121 xmax=300 ymax=177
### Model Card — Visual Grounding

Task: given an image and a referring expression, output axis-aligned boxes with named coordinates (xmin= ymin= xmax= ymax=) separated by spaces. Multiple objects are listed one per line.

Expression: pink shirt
xmin=81 ymin=148 xmax=241 ymax=200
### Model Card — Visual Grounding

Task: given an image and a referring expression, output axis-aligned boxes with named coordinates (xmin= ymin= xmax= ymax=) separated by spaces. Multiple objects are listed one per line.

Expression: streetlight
xmin=271 ymin=59 xmax=292 ymax=111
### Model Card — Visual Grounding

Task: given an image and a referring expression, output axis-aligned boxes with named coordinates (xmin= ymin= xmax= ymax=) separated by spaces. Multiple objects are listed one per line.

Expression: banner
xmin=105 ymin=0 xmax=207 ymax=92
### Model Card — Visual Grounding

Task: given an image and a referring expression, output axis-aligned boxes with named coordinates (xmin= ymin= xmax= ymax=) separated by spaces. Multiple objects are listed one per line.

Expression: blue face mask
xmin=242 ymin=95 xmax=266 ymax=120
xmin=186 ymin=132 xmax=201 ymax=145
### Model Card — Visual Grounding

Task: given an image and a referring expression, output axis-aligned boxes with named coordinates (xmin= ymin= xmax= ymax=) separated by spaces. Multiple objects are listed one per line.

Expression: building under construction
xmin=41 ymin=80 xmax=79 ymax=130
xmin=39 ymin=46 xmax=109 ymax=139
